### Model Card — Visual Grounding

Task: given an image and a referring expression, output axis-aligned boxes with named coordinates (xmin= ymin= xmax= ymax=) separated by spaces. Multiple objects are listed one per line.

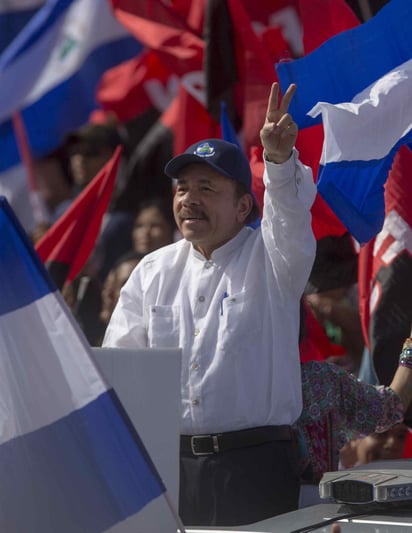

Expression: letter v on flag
xmin=0 ymin=196 xmax=166 ymax=532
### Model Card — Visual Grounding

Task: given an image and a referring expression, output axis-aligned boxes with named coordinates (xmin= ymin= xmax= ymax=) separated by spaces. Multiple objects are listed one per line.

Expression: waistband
xmin=180 ymin=425 xmax=293 ymax=456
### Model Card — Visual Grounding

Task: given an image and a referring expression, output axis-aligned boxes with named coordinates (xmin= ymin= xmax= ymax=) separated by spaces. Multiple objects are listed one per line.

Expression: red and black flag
xmin=358 ymin=145 xmax=412 ymax=386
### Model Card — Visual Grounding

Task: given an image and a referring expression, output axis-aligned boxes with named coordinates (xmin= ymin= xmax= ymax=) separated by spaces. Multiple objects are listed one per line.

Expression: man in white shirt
xmin=103 ymin=83 xmax=317 ymax=526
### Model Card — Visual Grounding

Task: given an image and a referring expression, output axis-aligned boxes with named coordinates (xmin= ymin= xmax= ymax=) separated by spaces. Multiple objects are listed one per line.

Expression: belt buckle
xmin=190 ymin=434 xmax=220 ymax=455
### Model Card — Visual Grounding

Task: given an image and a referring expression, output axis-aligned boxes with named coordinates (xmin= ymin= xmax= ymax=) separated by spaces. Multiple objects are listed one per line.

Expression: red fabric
xmin=373 ymin=146 xmax=412 ymax=277
xmin=226 ymin=0 xmax=279 ymax=152
xmin=402 ymin=428 xmax=412 ymax=459
xmin=96 ymin=51 xmax=173 ymax=123
xmin=161 ymin=86 xmax=221 ymax=156
xmin=35 ymin=147 xmax=122 ymax=287
xmin=300 ymin=303 xmax=346 ymax=363
xmin=99 ymin=1 xmax=207 ymax=123
xmin=358 ymin=146 xmax=412 ymax=350
xmin=299 ymin=0 xmax=359 ymax=54
xmin=358 ymin=239 xmax=375 ymax=348
xmin=110 ymin=0 xmax=204 ymax=75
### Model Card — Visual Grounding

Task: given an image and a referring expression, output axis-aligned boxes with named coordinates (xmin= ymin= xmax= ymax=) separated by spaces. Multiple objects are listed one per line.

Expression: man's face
xmin=173 ymin=163 xmax=252 ymax=258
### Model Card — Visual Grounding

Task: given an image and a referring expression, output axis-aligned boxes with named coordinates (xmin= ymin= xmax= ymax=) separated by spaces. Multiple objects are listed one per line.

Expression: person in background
xmin=296 ymin=335 xmax=412 ymax=488
xmin=61 ymin=273 xmax=104 ymax=347
xmin=64 ymin=120 xmax=135 ymax=283
xmin=339 ymin=422 xmax=410 ymax=468
xmin=131 ymin=196 xmax=178 ymax=255
xmin=103 ymin=82 xmax=317 ymax=526
xmin=64 ymin=121 xmax=125 ymax=194
xmin=305 ymin=285 xmax=365 ymax=374
xmin=99 ymin=251 xmax=145 ymax=330
xmin=31 ymin=149 xmax=74 ymax=243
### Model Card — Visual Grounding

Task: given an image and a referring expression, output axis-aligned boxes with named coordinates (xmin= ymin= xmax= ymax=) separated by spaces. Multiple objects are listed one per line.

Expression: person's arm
xmin=389 ymin=337 xmax=412 ymax=411
xmin=259 ymin=83 xmax=317 ymax=297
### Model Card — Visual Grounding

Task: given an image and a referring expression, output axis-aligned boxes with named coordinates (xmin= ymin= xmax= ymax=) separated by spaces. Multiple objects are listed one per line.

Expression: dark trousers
xmin=179 ymin=439 xmax=300 ymax=527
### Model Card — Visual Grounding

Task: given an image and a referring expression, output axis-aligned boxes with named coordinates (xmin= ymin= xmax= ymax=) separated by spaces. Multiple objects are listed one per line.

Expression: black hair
xmin=134 ymin=196 xmax=176 ymax=230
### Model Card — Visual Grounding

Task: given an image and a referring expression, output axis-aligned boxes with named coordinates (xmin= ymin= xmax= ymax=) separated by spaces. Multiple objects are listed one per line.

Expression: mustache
xmin=179 ymin=209 xmax=206 ymax=219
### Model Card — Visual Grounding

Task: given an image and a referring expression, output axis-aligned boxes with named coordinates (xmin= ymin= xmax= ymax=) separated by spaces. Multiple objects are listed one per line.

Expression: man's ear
xmin=237 ymin=194 xmax=253 ymax=223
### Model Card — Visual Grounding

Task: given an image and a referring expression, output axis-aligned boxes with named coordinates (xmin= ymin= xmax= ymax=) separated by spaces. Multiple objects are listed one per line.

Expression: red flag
xmin=300 ymin=302 xmax=346 ymax=363
xmin=110 ymin=0 xmax=204 ymax=75
xmin=35 ymin=147 xmax=123 ymax=290
xmin=358 ymin=145 xmax=412 ymax=385
xmin=98 ymin=1 xmax=207 ymax=124
xmin=299 ymin=0 xmax=359 ymax=54
xmin=162 ymin=85 xmax=220 ymax=156
xmin=96 ymin=51 xmax=175 ymax=123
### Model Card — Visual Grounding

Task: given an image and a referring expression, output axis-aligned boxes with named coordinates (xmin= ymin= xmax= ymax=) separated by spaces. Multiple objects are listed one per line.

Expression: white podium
xmin=92 ymin=347 xmax=182 ymax=533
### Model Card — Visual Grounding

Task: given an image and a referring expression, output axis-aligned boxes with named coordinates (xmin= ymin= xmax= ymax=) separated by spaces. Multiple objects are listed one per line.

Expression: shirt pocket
xmin=147 ymin=305 xmax=180 ymax=348
xmin=218 ymin=290 xmax=262 ymax=354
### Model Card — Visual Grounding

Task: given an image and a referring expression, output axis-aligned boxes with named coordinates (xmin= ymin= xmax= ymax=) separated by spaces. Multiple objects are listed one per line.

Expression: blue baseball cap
xmin=164 ymin=138 xmax=253 ymax=193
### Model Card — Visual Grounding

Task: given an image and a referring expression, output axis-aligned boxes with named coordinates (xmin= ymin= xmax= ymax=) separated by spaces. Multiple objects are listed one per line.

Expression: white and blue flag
xmin=0 ymin=0 xmax=142 ymax=171
xmin=0 ymin=0 xmax=141 ymax=229
xmin=0 ymin=195 xmax=165 ymax=532
xmin=0 ymin=0 xmax=45 ymax=54
xmin=276 ymin=0 xmax=412 ymax=244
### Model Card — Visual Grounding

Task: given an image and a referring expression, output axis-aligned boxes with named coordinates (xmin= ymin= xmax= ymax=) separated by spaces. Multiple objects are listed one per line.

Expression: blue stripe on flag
xmin=0 ymin=0 xmax=73 ymax=67
xmin=316 ymin=156 xmax=395 ymax=245
xmin=0 ymin=6 xmax=43 ymax=55
xmin=0 ymin=196 xmax=55 ymax=314
xmin=0 ymin=196 xmax=166 ymax=531
xmin=0 ymin=35 xmax=140 ymax=171
xmin=0 ymin=391 xmax=165 ymax=533
xmin=0 ymin=0 xmax=142 ymax=173
xmin=276 ymin=0 xmax=412 ymax=129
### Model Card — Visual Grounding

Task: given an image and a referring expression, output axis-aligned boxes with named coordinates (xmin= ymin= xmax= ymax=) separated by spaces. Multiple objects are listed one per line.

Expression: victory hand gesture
xmin=260 ymin=82 xmax=297 ymax=164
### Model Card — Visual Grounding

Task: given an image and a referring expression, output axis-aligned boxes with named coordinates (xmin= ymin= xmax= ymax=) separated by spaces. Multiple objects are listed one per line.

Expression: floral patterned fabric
xmin=294 ymin=360 xmax=404 ymax=483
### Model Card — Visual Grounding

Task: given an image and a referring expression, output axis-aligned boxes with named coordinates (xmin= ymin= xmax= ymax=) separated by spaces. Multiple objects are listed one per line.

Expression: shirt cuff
xmin=263 ymin=148 xmax=299 ymax=183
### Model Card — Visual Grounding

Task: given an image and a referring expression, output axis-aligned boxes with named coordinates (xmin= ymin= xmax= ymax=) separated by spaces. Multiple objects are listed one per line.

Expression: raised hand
xmin=260 ymin=82 xmax=298 ymax=164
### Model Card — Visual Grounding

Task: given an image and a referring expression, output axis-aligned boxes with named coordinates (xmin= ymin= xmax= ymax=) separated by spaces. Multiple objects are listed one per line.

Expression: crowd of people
xmin=18 ymin=81 xmax=412 ymax=527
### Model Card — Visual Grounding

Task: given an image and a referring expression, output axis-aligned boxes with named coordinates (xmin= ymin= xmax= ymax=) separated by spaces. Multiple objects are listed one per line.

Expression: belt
xmin=180 ymin=425 xmax=293 ymax=456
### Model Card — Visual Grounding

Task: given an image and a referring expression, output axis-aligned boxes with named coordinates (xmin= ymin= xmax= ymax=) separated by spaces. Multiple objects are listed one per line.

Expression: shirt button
xmin=198 ymin=295 xmax=205 ymax=302
xmin=191 ymin=362 xmax=199 ymax=371
xmin=194 ymin=328 xmax=200 ymax=336
xmin=204 ymin=261 xmax=212 ymax=269
xmin=192 ymin=398 xmax=199 ymax=406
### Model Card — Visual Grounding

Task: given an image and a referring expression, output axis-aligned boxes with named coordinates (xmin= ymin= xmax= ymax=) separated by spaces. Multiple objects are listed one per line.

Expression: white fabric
xmin=308 ymin=58 xmax=412 ymax=164
xmin=0 ymin=291 xmax=107 ymax=445
xmin=0 ymin=0 xmax=132 ymax=121
xmin=103 ymin=151 xmax=316 ymax=434
xmin=0 ymin=163 xmax=35 ymax=233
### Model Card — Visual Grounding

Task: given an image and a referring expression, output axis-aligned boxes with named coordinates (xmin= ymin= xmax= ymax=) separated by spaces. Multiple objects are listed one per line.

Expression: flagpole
xmin=12 ymin=110 xmax=48 ymax=225
xmin=163 ymin=490 xmax=187 ymax=533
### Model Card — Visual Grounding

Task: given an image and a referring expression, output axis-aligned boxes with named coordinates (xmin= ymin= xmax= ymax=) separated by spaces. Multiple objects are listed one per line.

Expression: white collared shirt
xmin=103 ymin=150 xmax=317 ymax=434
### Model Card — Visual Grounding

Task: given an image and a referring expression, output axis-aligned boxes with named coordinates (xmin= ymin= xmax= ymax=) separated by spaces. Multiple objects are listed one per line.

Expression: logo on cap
xmin=194 ymin=142 xmax=215 ymax=158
